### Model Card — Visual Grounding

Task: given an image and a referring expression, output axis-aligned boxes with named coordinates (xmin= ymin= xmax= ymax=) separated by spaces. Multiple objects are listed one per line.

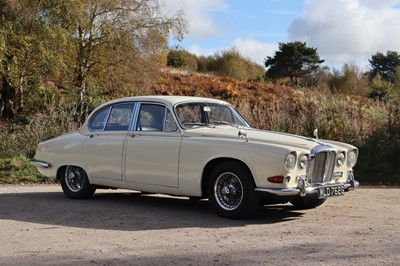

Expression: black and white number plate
xmin=318 ymin=185 xmax=345 ymax=199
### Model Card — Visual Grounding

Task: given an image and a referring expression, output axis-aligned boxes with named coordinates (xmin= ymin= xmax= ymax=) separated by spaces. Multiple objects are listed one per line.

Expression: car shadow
xmin=0 ymin=190 xmax=305 ymax=231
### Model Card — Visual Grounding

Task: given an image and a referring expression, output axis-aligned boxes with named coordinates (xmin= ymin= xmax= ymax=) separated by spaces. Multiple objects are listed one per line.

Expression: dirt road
xmin=0 ymin=185 xmax=399 ymax=265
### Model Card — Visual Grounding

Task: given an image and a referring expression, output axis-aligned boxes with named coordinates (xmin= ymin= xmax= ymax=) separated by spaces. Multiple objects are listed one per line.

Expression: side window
xmin=136 ymin=104 xmax=166 ymax=131
xmin=105 ymin=103 xmax=135 ymax=131
xmin=165 ymin=109 xmax=178 ymax=132
xmin=89 ymin=107 xmax=110 ymax=131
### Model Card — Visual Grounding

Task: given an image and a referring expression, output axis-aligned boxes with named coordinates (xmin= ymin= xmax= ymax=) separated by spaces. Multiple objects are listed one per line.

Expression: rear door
xmin=124 ymin=103 xmax=182 ymax=187
xmin=85 ymin=102 xmax=135 ymax=180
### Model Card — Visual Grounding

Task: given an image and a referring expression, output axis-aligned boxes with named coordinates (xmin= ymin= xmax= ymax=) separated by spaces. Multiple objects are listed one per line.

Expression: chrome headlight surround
xmin=284 ymin=152 xmax=297 ymax=172
xmin=298 ymin=154 xmax=309 ymax=170
xmin=347 ymin=150 xmax=358 ymax=167
xmin=337 ymin=152 xmax=345 ymax=166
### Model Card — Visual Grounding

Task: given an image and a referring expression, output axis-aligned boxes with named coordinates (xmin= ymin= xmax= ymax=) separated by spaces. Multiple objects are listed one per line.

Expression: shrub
xmin=328 ymin=63 xmax=369 ymax=95
xmin=167 ymin=47 xmax=197 ymax=71
xmin=368 ymin=74 xmax=394 ymax=101
xmin=206 ymin=48 xmax=265 ymax=82
xmin=356 ymin=102 xmax=400 ymax=185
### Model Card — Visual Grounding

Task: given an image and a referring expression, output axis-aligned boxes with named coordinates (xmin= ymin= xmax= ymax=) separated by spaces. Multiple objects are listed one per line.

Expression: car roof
xmin=79 ymin=96 xmax=234 ymax=134
xmin=99 ymin=95 xmax=229 ymax=108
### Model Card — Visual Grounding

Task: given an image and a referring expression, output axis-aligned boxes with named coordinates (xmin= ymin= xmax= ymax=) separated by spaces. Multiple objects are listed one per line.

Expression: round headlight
xmin=347 ymin=150 xmax=358 ymax=167
xmin=299 ymin=155 xmax=309 ymax=169
xmin=337 ymin=152 xmax=345 ymax=166
xmin=285 ymin=152 xmax=297 ymax=171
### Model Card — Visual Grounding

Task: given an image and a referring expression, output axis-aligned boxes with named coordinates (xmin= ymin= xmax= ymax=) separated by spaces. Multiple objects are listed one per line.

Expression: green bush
xmin=167 ymin=47 xmax=198 ymax=71
xmin=368 ymin=74 xmax=394 ymax=101
xmin=207 ymin=48 xmax=265 ymax=82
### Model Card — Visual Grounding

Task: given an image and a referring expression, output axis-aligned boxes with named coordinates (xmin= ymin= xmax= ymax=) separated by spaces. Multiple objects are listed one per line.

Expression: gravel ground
xmin=0 ymin=185 xmax=399 ymax=265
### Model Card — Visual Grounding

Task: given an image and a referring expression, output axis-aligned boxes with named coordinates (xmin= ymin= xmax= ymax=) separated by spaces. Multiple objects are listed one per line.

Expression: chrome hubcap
xmin=214 ymin=172 xmax=243 ymax=211
xmin=65 ymin=166 xmax=85 ymax=192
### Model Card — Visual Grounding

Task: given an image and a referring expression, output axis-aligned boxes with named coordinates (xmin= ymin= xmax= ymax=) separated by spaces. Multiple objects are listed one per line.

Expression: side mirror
xmin=313 ymin=128 xmax=319 ymax=139
xmin=238 ymin=129 xmax=248 ymax=142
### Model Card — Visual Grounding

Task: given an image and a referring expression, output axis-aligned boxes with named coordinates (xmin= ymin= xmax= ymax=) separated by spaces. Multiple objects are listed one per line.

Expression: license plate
xmin=319 ymin=185 xmax=345 ymax=198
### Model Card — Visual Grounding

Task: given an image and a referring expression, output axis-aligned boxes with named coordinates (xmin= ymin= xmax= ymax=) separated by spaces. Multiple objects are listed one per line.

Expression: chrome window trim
xmin=162 ymin=107 xmax=168 ymax=131
xmin=232 ymin=107 xmax=251 ymax=128
xmin=131 ymin=102 xmax=181 ymax=133
xmin=129 ymin=102 xmax=140 ymax=131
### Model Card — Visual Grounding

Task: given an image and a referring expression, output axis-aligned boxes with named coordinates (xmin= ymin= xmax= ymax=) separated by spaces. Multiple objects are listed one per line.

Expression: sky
xmin=165 ymin=0 xmax=400 ymax=70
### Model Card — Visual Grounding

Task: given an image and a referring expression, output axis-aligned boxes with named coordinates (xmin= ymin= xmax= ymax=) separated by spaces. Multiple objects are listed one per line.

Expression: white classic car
xmin=31 ymin=96 xmax=359 ymax=219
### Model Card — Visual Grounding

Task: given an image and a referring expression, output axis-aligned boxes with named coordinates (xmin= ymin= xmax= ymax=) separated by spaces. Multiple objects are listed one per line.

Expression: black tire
xmin=290 ymin=194 xmax=327 ymax=210
xmin=207 ymin=161 xmax=260 ymax=219
xmin=59 ymin=166 xmax=96 ymax=199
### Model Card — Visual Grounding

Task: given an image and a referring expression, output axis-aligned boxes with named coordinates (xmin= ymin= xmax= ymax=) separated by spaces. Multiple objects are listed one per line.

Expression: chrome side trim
xmin=254 ymin=187 xmax=301 ymax=196
xmin=29 ymin=160 xmax=51 ymax=168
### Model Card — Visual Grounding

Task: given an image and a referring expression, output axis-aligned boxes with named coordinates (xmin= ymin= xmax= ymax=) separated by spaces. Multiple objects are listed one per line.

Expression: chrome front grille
xmin=307 ymin=148 xmax=336 ymax=184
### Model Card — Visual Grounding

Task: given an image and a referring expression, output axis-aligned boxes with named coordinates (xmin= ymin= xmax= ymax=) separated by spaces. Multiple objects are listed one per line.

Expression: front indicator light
xmin=267 ymin=175 xmax=285 ymax=183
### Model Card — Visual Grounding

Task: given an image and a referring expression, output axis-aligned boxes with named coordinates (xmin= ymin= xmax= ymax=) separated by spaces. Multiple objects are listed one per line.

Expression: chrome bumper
xmin=29 ymin=159 xmax=51 ymax=168
xmin=255 ymin=171 xmax=359 ymax=197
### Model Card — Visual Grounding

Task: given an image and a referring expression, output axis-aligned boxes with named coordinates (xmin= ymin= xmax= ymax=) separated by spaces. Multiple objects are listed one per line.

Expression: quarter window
xmin=165 ymin=109 xmax=178 ymax=132
xmin=89 ymin=107 xmax=110 ymax=131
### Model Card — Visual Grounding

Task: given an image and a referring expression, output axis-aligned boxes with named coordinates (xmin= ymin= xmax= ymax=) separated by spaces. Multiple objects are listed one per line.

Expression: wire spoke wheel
xmin=214 ymin=172 xmax=244 ymax=211
xmin=60 ymin=165 xmax=96 ymax=199
xmin=65 ymin=166 xmax=86 ymax=193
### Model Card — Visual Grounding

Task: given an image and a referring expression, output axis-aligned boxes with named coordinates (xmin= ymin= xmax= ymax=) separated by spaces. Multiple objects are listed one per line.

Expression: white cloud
xmin=289 ymin=0 xmax=400 ymax=67
xmin=231 ymin=38 xmax=278 ymax=66
xmin=163 ymin=0 xmax=228 ymax=41
xmin=186 ymin=45 xmax=217 ymax=57
xmin=186 ymin=38 xmax=278 ymax=66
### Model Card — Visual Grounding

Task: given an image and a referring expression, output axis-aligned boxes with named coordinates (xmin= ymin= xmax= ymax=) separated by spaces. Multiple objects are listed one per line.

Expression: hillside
xmin=151 ymin=69 xmax=374 ymax=141
xmin=153 ymin=69 xmax=398 ymax=186
xmin=0 ymin=68 xmax=398 ymax=185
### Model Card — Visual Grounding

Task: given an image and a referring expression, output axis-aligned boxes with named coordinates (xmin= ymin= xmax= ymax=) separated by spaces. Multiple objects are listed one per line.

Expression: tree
xmin=0 ymin=0 xmax=67 ymax=118
xmin=265 ymin=41 xmax=324 ymax=85
xmin=369 ymin=51 xmax=400 ymax=84
xmin=68 ymin=0 xmax=187 ymax=102
xmin=0 ymin=0 xmax=187 ymax=119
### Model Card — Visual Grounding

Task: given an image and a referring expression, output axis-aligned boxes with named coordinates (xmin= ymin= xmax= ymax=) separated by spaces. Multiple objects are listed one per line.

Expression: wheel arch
xmin=56 ymin=166 xmax=68 ymax=180
xmin=201 ymin=157 xmax=255 ymax=198
xmin=56 ymin=165 xmax=88 ymax=180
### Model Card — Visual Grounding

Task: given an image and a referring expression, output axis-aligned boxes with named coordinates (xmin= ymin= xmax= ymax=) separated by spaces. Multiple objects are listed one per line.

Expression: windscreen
xmin=175 ymin=102 xmax=250 ymax=129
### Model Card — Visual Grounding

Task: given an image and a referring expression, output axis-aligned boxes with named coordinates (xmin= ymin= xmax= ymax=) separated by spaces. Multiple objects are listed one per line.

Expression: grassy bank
xmin=0 ymin=156 xmax=53 ymax=184
xmin=1 ymin=71 xmax=399 ymax=185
